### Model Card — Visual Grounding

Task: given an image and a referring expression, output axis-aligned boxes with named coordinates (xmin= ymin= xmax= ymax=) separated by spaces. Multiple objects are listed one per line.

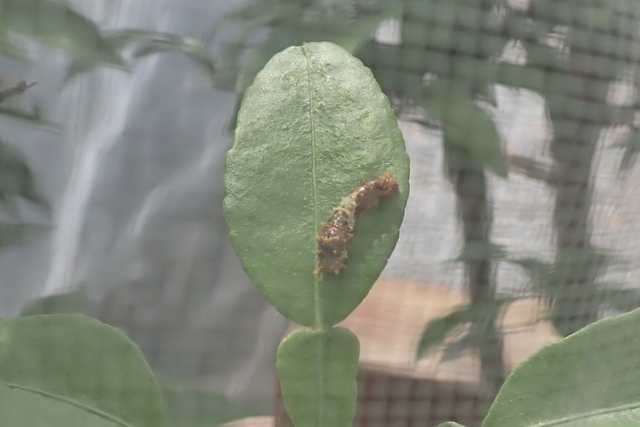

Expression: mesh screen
xmin=4 ymin=1 xmax=640 ymax=427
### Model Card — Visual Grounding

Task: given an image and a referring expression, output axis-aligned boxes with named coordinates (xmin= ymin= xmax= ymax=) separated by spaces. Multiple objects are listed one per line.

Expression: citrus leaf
xmin=0 ymin=0 xmax=123 ymax=66
xmin=224 ymin=42 xmax=410 ymax=328
xmin=0 ymin=223 xmax=51 ymax=247
xmin=416 ymin=307 xmax=473 ymax=360
xmin=417 ymin=298 xmax=513 ymax=361
xmin=455 ymin=242 xmax=506 ymax=262
xmin=511 ymin=247 xmax=613 ymax=297
xmin=205 ymin=0 xmax=296 ymax=44
xmin=276 ymin=328 xmax=359 ymax=427
xmin=509 ymin=257 xmax=550 ymax=291
xmin=0 ymin=138 xmax=50 ymax=212
xmin=0 ymin=314 xmax=166 ymax=427
xmin=612 ymin=129 xmax=640 ymax=177
xmin=0 ymin=28 xmax=29 ymax=60
xmin=131 ymin=37 xmax=215 ymax=75
xmin=19 ymin=286 xmax=91 ymax=317
xmin=482 ymin=306 xmax=640 ymax=427
xmin=0 ymin=104 xmax=58 ymax=129
xmin=441 ymin=311 xmax=504 ymax=363
xmin=0 ymin=383 xmax=130 ymax=427
xmin=65 ymin=30 xmax=214 ymax=82
xmin=506 ymin=154 xmax=556 ymax=183
xmin=438 ymin=99 xmax=507 ymax=178
xmin=440 ymin=331 xmax=477 ymax=362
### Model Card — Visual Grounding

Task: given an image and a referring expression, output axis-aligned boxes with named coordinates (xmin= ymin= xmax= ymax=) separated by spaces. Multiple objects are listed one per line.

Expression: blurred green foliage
xmin=0 ymin=0 xmax=216 ymax=249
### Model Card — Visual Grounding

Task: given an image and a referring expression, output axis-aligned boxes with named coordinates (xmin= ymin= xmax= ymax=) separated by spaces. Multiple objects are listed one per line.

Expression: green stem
xmin=448 ymin=141 xmax=506 ymax=394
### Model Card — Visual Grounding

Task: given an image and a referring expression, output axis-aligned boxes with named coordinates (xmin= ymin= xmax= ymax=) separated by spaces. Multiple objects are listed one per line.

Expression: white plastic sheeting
xmin=0 ymin=0 xmax=288 ymax=407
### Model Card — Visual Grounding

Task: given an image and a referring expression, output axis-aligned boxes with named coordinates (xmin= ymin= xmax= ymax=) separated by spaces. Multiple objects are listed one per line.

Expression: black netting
xmin=4 ymin=1 xmax=640 ymax=427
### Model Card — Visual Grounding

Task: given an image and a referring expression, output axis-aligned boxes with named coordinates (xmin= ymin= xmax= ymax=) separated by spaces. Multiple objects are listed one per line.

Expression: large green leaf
xmin=0 ymin=314 xmax=166 ymax=427
xmin=224 ymin=42 xmax=410 ymax=328
xmin=276 ymin=327 xmax=359 ymax=427
xmin=482 ymin=306 xmax=640 ymax=426
xmin=0 ymin=383 xmax=130 ymax=427
xmin=0 ymin=0 xmax=123 ymax=65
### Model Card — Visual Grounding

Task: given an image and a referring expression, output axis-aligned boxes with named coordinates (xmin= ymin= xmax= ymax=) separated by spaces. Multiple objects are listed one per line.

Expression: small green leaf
xmin=506 ymin=154 xmax=555 ymax=183
xmin=0 ymin=383 xmax=129 ymax=427
xmin=0 ymin=139 xmax=50 ymax=212
xmin=482 ymin=306 xmax=640 ymax=427
xmin=20 ymin=286 xmax=91 ymax=317
xmin=440 ymin=331 xmax=477 ymax=362
xmin=455 ymin=242 xmax=506 ymax=262
xmin=132 ymin=37 xmax=215 ymax=74
xmin=511 ymin=247 xmax=613 ymax=297
xmin=0 ymin=223 xmax=52 ymax=247
xmin=417 ymin=298 xmax=513 ymax=361
xmin=64 ymin=59 xmax=128 ymax=83
xmin=224 ymin=42 xmax=410 ymax=328
xmin=0 ymin=314 xmax=166 ymax=427
xmin=65 ymin=30 xmax=215 ymax=82
xmin=416 ymin=307 xmax=473 ymax=360
xmin=509 ymin=257 xmax=550 ymax=291
xmin=418 ymin=96 xmax=507 ymax=178
xmin=206 ymin=0 xmax=295 ymax=42
xmin=612 ymin=129 xmax=640 ymax=177
xmin=0 ymin=104 xmax=58 ymax=129
xmin=0 ymin=0 xmax=123 ymax=66
xmin=276 ymin=328 xmax=359 ymax=427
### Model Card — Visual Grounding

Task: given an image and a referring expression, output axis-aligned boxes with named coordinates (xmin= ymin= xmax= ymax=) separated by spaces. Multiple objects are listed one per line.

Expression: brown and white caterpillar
xmin=315 ymin=173 xmax=399 ymax=275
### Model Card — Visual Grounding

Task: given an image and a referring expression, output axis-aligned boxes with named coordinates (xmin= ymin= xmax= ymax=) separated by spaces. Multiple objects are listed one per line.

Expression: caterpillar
xmin=315 ymin=173 xmax=399 ymax=275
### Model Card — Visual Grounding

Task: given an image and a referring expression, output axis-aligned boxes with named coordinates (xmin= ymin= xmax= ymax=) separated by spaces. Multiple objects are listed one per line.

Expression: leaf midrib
xmin=302 ymin=43 xmax=326 ymax=427
xmin=521 ymin=401 xmax=640 ymax=427
xmin=0 ymin=380 xmax=135 ymax=427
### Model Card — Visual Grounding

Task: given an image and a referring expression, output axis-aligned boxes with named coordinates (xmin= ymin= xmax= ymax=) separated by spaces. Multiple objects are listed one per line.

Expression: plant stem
xmin=449 ymin=143 xmax=506 ymax=394
xmin=546 ymin=52 xmax=610 ymax=336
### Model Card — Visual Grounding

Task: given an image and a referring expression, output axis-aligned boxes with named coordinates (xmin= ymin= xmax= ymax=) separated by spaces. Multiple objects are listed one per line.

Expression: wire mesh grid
xmin=256 ymin=0 xmax=640 ymax=425
xmin=3 ymin=0 xmax=640 ymax=427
